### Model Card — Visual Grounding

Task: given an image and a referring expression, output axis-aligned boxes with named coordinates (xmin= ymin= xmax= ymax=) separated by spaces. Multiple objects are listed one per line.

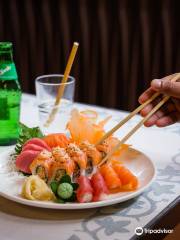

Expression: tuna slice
xmin=16 ymin=150 xmax=40 ymax=174
xmin=22 ymin=143 xmax=46 ymax=153
xmin=76 ymin=175 xmax=93 ymax=203
xmin=23 ymin=138 xmax=51 ymax=151
xmin=91 ymin=172 xmax=109 ymax=202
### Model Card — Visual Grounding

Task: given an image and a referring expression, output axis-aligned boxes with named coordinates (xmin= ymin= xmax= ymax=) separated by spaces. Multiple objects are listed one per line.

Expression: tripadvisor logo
xmin=135 ymin=227 xmax=143 ymax=236
xmin=135 ymin=227 xmax=173 ymax=235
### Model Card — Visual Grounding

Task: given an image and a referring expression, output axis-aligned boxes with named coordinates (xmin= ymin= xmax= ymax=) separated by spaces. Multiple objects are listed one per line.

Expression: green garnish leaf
xmin=59 ymin=174 xmax=71 ymax=184
xmin=71 ymin=183 xmax=79 ymax=191
xmin=15 ymin=122 xmax=44 ymax=155
xmin=51 ymin=174 xmax=78 ymax=203
xmin=50 ymin=181 xmax=59 ymax=194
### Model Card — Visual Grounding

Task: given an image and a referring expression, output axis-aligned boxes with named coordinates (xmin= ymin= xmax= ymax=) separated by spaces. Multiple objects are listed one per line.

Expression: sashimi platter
xmin=0 ymin=109 xmax=155 ymax=209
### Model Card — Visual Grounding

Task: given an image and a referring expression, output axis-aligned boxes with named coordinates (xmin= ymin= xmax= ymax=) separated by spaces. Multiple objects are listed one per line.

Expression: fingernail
xmin=151 ymin=79 xmax=162 ymax=89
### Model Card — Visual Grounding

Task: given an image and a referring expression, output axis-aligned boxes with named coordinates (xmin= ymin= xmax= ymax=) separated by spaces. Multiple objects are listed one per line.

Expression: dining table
xmin=0 ymin=93 xmax=179 ymax=240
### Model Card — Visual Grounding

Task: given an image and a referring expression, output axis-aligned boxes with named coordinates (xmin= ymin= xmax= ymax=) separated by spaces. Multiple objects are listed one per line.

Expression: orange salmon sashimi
xmin=43 ymin=133 xmax=70 ymax=148
xmin=112 ymin=164 xmax=138 ymax=190
xmin=109 ymin=158 xmax=123 ymax=166
xmin=100 ymin=164 xmax=122 ymax=190
xmin=67 ymin=109 xmax=111 ymax=144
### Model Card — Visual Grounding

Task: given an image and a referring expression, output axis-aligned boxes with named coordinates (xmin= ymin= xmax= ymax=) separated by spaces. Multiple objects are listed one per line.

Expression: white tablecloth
xmin=0 ymin=93 xmax=180 ymax=240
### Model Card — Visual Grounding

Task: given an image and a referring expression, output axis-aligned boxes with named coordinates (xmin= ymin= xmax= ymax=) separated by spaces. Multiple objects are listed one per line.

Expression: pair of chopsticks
xmin=97 ymin=73 xmax=180 ymax=167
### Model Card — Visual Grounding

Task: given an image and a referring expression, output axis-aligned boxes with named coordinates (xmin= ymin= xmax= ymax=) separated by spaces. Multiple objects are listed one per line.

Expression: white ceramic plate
xmin=0 ymin=147 xmax=155 ymax=209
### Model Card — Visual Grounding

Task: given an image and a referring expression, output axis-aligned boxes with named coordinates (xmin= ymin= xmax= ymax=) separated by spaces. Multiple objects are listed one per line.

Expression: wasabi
xmin=57 ymin=183 xmax=73 ymax=199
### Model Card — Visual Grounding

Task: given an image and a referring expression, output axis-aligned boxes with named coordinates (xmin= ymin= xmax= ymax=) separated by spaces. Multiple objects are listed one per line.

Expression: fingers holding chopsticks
xmin=138 ymin=73 xmax=180 ymax=127
xmin=155 ymin=111 xmax=180 ymax=127
xmin=140 ymin=100 xmax=176 ymax=127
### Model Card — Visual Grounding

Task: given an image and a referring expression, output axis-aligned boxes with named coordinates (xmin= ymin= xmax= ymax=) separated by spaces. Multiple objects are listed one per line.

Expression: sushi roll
xmin=112 ymin=164 xmax=138 ymax=190
xmin=48 ymin=161 xmax=68 ymax=183
xmin=66 ymin=143 xmax=87 ymax=179
xmin=100 ymin=164 xmax=122 ymax=190
xmin=29 ymin=150 xmax=54 ymax=182
xmin=96 ymin=139 xmax=111 ymax=158
xmin=51 ymin=147 xmax=75 ymax=179
xmin=97 ymin=137 xmax=128 ymax=160
xmin=76 ymin=175 xmax=93 ymax=203
xmin=52 ymin=147 xmax=70 ymax=164
xmin=79 ymin=141 xmax=102 ymax=175
xmin=91 ymin=172 xmax=109 ymax=202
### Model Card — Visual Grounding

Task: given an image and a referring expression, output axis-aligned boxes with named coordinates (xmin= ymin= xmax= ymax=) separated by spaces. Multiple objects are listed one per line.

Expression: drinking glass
xmin=35 ymin=74 xmax=75 ymax=134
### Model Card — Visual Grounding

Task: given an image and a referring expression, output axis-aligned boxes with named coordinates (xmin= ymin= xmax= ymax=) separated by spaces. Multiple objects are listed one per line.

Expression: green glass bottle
xmin=0 ymin=42 xmax=21 ymax=145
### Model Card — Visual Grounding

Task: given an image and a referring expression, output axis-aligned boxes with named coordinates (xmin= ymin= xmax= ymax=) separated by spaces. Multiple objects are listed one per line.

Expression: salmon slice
xmin=43 ymin=133 xmax=70 ymax=148
xmin=112 ymin=164 xmax=138 ymax=190
xmin=100 ymin=164 xmax=122 ymax=190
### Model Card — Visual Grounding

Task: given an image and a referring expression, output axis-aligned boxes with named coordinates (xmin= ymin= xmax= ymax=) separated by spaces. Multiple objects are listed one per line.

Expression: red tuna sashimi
xmin=91 ymin=172 xmax=109 ymax=202
xmin=23 ymin=138 xmax=51 ymax=151
xmin=22 ymin=143 xmax=46 ymax=153
xmin=16 ymin=150 xmax=40 ymax=173
xmin=76 ymin=175 xmax=93 ymax=203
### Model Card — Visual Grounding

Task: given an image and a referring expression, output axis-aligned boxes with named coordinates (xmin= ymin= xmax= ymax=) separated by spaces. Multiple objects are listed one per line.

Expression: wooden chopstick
xmin=98 ymin=73 xmax=180 ymax=167
xmin=44 ymin=42 xmax=79 ymax=127
xmin=96 ymin=73 xmax=180 ymax=146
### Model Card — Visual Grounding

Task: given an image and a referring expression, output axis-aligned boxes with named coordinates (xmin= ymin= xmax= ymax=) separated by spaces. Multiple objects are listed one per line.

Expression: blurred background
xmin=0 ymin=0 xmax=180 ymax=111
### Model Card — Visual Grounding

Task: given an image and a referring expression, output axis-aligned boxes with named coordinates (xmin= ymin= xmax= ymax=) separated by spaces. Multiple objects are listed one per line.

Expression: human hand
xmin=138 ymin=74 xmax=180 ymax=127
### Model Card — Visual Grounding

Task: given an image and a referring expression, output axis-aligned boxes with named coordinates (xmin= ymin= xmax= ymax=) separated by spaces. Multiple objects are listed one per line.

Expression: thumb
xmin=151 ymin=79 xmax=180 ymax=99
